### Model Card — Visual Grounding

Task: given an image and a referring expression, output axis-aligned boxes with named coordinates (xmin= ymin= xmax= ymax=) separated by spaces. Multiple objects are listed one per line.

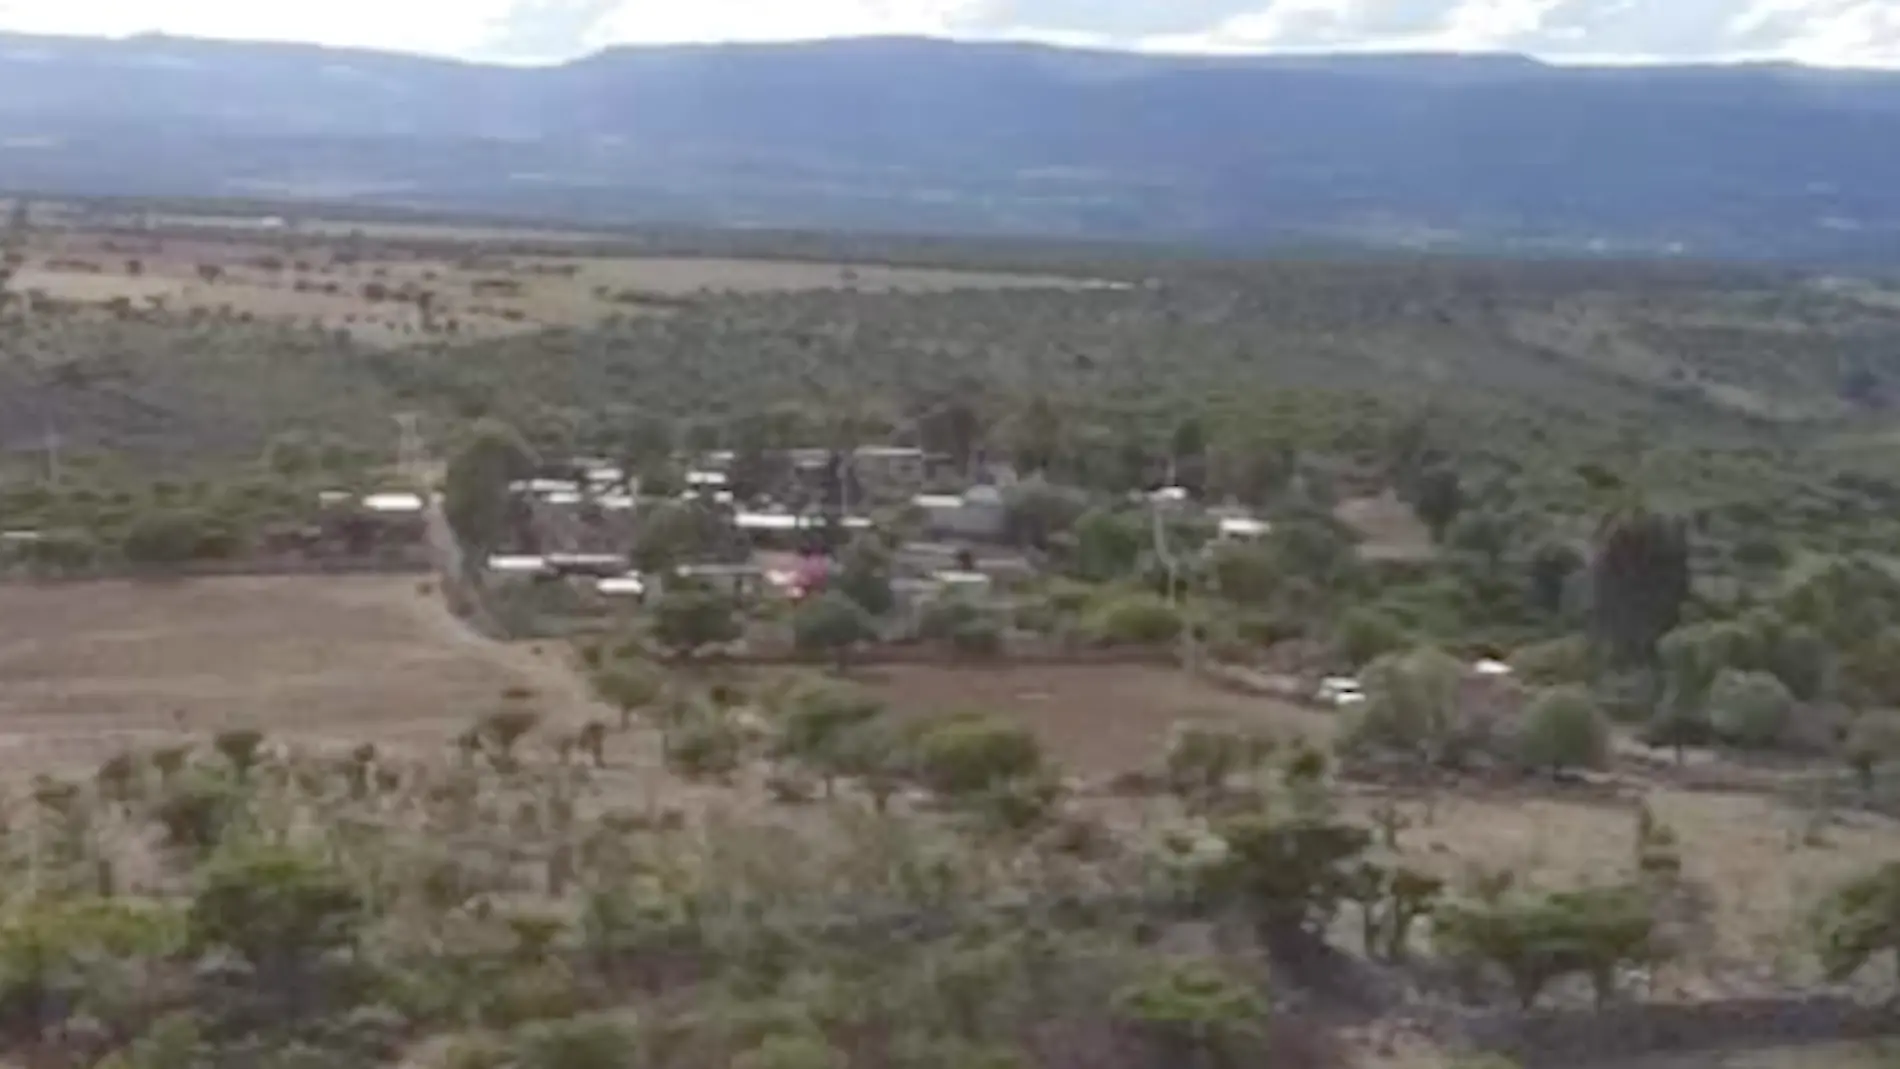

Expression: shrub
xmin=1510 ymin=634 xmax=1594 ymax=687
xmin=1517 ymin=686 xmax=1610 ymax=772
xmin=1708 ymin=669 xmax=1794 ymax=750
xmin=121 ymin=509 xmax=238 ymax=565
xmin=913 ymin=715 xmax=1043 ymax=797
xmin=667 ymin=713 xmax=744 ymax=781
xmin=510 ymin=1013 xmax=641 ymax=1069
xmin=1165 ymin=722 xmax=1276 ymax=802
xmin=1112 ymin=960 xmax=1269 ymax=1069
xmin=1335 ymin=607 xmax=1409 ymax=668
xmin=1082 ymin=592 xmax=1183 ymax=647
xmin=1434 ymin=884 xmax=1660 ymax=1008
xmin=1344 ymin=647 xmax=1464 ymax=760
xmin=793 ymin=592 xmax=877 ymax=670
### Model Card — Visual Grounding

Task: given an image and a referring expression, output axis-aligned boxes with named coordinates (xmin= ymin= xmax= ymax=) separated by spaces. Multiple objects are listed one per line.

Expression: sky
xmin=0 ymin=0 xmax=1895 ymax=68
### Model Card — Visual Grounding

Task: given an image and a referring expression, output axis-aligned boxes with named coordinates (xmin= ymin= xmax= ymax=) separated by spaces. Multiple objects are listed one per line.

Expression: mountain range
xmin=3 ymin=32 xmax=1900 ymax=261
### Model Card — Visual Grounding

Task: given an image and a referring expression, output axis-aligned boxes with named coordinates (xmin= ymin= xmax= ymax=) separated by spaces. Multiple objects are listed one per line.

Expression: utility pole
xmin=40 ymin=414 xmax=60 ymax=486
xmin=395 ymin=411 xmax=425 ymax=487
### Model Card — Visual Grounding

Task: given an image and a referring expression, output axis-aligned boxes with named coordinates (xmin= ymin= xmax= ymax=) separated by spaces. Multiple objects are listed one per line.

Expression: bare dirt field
xmin=849 ymin=662 xmax=1336 ymax=775
xmin=1344 ymin=785 xmax=1900 ymax=997
xmin=1337 ymin=492 xmax=1437 ymax=562
xmin=0 ymin=575 xmax=620 ymax=769
xmin=2 ymin=228 xmax=1112 ymax=348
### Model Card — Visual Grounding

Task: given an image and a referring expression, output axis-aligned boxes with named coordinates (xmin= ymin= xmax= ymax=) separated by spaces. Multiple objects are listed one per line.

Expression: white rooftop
xmin=487 ymin=555 xmax=550 ymax=574
xmin=362 ymin=492 xmax=424 ymax=513
xmin=1218 ymin=517 xmax=1272 ymax=538
xmin=596 ymin=576 xmax=647 ymax=596
xmin=913 ymin=494 xmax=965 ymax=511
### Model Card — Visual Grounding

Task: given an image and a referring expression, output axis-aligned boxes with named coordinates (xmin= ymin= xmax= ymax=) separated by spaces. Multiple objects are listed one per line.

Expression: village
xmin=464 ymin=440 xmax=1298 ymax=646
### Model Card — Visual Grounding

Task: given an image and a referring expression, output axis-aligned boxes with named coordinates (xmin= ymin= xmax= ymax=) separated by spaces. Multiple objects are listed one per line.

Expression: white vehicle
xmin=1316 ymin=676 xmax=1366 ymax=708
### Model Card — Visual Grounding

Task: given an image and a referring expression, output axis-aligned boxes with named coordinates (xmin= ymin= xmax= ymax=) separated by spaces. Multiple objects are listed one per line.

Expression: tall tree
xmin=1589 ymin=500 xmax=1690 ymax=667
xmin=443 ymin=419 xmax=536 ymax=560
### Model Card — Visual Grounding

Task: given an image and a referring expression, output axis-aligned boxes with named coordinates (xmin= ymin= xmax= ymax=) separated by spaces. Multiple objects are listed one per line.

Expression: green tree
xmin=833 ymin=541 xmax=895 ymax=617
xmin=1335 ymin=607 xmax=1409 ymax=668
xmin=1001 ymin=480 xmax=1086 ymax=552
xmin=631 ymin=501 xmax=725 ymax=575
xmin=187 ymin=846 xmax=364 ymax=976
xmin=1813 ymin=862 xmax=1900 ymax=985
xmin=1412 ymin=465 xmax=1465 ymax=540
xmin=443 ymin=419 xmax=536 ymax=559
xmin=1346 ymin=648 xmax=1465 ymax=762
xmin=775 ymin=686 xmax=885 ymax=796
xmin=213 ymin=729 xmax=266 ymax=781
xmin=1207 ymin=541 xmax=1278 ymax=607
xmin=1527 ymin=542 xmax=1584 ymax=618
xmin=510 ymin=1013 xmax=643 ymax=1069
xmin=1435 ymin=885 xmax=1659 ymax=1009
xmin=1518 ymin=686 xmax=1610 ymax=773
xmin=1069 ymin=509 xmax=1145 ymax=582
xmin=1267 ymin=511 xmax=1360 ymax=589
xmin=594 ymin=662 xmax=661 ymax=731
xmin=1707 ymin=669 xmax=1793 ymax=750
xmin=1645 ymin=624 xmax=1724 ymax=761
xmin=652 ymin=587 xmax=740 ymax=658
xmin=1112 ymin=960 xmax=1269 ymax=1069
xmin=122 ymin=509 xmax=237 ymax=566
xmin=1589 ymin=501 xmax=1690 ymax=667
xmin=913 ymin=715 xmax=1043 ymax=798
xmin=1081 ymin=592 xmax=1183 ymax=647
xmin=794 ymin=592 xmax=877 ymax=672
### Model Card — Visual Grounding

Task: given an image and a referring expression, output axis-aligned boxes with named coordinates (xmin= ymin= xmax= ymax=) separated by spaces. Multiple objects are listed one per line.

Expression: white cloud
xmin=0 ymin=0 xmax=1895 ymax=68
xmin=0 ymin=0 xmax=516 ymax=56
xmin=1139 ymin=0 xmax=1900 ymax=66
xmin=582 ymin=0 xmax=992 ymax=48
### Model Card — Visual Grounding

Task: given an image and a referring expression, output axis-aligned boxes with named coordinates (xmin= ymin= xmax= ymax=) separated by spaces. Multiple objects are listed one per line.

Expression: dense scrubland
xmin=7 ymin=210 xmax=1900 ymax=1069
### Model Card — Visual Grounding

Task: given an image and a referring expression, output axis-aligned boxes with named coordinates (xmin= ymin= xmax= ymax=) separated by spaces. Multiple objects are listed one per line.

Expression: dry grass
xmin=1336 ymin=493 xmax=1437 ymax=563
xmin=1348 ymin=785 xmax=1900 ymax=994
xmin=849 ymin=662 xmax=1335 ymax=775
xmin=0 ymin=576 xmax=612 ymax=767
xmin=1622 ymin=1041 xmax=1900 ymax=1069
xmin=1 ymin=228 xmax=1109 ymax=348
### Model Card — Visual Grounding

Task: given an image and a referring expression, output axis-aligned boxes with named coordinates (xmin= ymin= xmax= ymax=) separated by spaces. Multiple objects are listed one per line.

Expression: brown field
xmin=1629 ymin=1043 xmax=1900 ymax=1069
xmin=0 ymin=575 xmax=622 ymax=769
xmin=1337 ymin=492 xmax=1437 ymax=562
xmin=1 ymin=221 xmax=1111 ymax=346
xmin=1345 ymin=786 xmax=1900 ymax=996
xmin=849 ymin=662 xmax=1336 ymax=775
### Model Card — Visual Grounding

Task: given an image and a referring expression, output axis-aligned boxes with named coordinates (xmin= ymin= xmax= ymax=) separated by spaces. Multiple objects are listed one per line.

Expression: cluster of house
xmin=475 ymin=447 xmax=1027 ymax=612
xmin=474 ymin=444 xmax=1279 ymax=622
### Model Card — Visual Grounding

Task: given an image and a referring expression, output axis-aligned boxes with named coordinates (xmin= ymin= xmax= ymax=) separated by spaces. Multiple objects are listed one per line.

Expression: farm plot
xmin=0 ymin=576 xmax=606 ymax=770
xmin=852 ymin=662 xmax=1335 ymax=775
xmin=4 ymin=227 xmax=1115 ymax=347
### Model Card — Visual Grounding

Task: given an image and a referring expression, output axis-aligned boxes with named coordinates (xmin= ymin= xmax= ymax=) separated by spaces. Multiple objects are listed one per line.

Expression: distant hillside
xmin=2 ymin=33 xmax=1900 ymax=261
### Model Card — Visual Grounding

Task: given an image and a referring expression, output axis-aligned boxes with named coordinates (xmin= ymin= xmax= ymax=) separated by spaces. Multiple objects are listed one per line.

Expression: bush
xmin=1510 ymin=635 xmax=1594 ymax=687
xmin=122 ymin=509 xmax=239 ymax=565
xmin=1082 ymin=592 xmax=1183 ymax=647
xmin=1517 ymin=686 xmax=1610 ymax=772
xmin=1708 ymin=669 xmax=1794 ymax=750
xmin=1345 ymin=647 xmax=1464 ymax=759
xmin=510 ymin=1013 xmax=641 ymax=1069
xmin=793 ymin=592 xmax=876 ymax=669
xmin=667 ymin=713 xmax=744 ymax=781
xmin=913 ymin=715 xmax=1043 ymax=797
xmin=1335 ymin=607 xmax=1409 ymax=668
xmin=1112 ymin=960 xmax=1269 ymax=1069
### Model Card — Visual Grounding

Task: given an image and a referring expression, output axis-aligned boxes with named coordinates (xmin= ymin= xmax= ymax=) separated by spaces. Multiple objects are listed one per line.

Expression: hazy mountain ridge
xmin=2 ymin=33 xmax=1900 ymax=260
